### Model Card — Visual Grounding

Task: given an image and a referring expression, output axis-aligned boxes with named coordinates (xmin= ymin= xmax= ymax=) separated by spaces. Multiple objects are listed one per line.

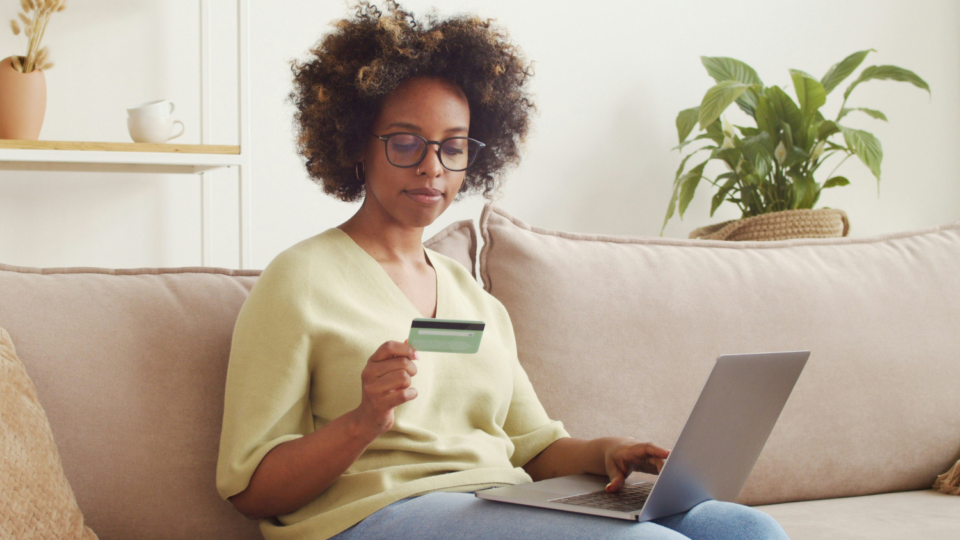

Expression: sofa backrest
xmin=0 ymin=220 xmax=476 ymax=540
xmin=478 ymin=204 xmax=960 ymax=506
xmin=0 ymin=264 xmax=264 ymax=540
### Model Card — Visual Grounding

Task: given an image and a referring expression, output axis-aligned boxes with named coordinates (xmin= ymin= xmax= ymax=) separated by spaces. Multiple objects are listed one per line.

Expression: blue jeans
xmin=330 ymin=491 xmax=789 ymax=540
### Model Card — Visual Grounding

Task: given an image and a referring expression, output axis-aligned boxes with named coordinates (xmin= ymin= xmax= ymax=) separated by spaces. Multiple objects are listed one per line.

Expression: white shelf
xmin=0 ymin=143 xmax=242 ymax=174
xmin=1 ymin=0 xmax=253 ymax=269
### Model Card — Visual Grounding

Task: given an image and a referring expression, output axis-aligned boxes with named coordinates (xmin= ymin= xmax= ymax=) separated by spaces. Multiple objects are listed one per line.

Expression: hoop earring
xmin=355 ymin=161 xmax=365 ymax=184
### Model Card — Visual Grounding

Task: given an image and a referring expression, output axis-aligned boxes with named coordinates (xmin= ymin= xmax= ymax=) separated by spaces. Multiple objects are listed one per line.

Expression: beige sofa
xmin=1 ymin=203 xmax=957 ymax=540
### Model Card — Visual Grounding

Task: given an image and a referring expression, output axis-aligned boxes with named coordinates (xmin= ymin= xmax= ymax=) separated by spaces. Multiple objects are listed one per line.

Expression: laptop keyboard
xmin=549 ymin=482 xmax=653 ymax=513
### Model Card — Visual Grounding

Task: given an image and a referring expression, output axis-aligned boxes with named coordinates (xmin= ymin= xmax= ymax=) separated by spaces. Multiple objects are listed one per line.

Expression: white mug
xmin=126 ymin=100 xmax=175 ymax=117
xmin=127 ymin=116 xmax=185 ymax=144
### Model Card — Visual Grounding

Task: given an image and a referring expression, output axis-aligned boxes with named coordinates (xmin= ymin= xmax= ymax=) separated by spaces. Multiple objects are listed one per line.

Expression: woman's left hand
xmin=602 ymin=438 xmax=670 ymax=492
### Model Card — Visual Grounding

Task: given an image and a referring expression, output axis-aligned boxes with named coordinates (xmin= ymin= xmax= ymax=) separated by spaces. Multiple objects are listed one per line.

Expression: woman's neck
xmin=337 ymin=200 xmax=427 ymax=267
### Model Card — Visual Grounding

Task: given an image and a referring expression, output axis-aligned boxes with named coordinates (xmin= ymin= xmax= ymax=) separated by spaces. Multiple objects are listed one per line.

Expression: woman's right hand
xmin=353 ymin=340 xmax=419 ymax=438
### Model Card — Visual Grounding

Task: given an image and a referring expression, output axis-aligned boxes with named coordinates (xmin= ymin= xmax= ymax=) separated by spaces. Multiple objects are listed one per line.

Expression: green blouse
xmin=216 ymin=227 xmax=569 ymax=540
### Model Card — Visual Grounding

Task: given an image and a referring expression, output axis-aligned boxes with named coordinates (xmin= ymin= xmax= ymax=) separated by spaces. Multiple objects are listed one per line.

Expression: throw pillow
xmin=0 ymin=327 xmax=99 ymax=540
xmin=934 ymin=459 xmax=960 ymax=495
xmin=478 ymin=203 xmax=960 ymax=506
xmin=424 ymin=219 xmax=478 ymax=278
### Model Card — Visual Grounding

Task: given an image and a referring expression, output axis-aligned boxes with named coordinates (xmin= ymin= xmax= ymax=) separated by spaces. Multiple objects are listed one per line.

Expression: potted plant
xmin=0 ymin=0 xmax=67 ymax=140
xmin=662 ymin=50 xmax=930 ymax=240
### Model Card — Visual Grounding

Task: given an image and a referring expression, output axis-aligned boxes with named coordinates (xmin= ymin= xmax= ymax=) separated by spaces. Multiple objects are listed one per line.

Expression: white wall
xmin=1 ymin=0 xmax=958 ymax=270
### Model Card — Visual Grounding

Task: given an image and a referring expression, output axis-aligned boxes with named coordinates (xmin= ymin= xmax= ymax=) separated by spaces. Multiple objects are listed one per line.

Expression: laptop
xmin=475 ymin=351 xmax=809 ymax=521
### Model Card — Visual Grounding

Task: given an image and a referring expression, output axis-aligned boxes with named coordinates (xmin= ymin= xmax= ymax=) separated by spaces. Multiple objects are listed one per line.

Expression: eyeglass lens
xmin=384 ymin=134 xmax=481 ymax=171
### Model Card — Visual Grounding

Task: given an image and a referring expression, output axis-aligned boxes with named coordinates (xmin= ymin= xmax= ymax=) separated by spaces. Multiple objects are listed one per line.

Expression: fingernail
xmin=605 ymin=482 xmax=612 ymax=491
xmin=414 ymin=351 xmax=420 ymax=360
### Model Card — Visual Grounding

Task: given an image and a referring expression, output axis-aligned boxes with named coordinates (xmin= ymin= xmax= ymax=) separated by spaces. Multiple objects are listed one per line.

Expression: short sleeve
xmin=216 ymin=250 xmax=315 ymax=501
xmin=497 ymin=303 xmax=570 ymax=468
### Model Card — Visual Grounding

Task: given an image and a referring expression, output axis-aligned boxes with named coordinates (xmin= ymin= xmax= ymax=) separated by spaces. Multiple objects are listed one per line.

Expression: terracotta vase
xmin=0 ymin=56 xmax=46 ymax=140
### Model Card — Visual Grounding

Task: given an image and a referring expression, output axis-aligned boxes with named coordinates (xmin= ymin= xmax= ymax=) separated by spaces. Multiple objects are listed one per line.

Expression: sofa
xmin=1 ymin=202 xmax=957 ymax=540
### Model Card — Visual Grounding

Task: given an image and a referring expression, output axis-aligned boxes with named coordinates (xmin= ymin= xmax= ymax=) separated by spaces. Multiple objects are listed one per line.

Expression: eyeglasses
xmin=372 ymin=132 xmax=486 ymax=172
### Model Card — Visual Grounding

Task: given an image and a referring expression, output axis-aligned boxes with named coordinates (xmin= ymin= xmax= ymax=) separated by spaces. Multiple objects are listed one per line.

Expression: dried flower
xmin=10 ymin=0 xmax=65 ymax=73
xmin=35 ymin=46 xmax=48 ymax=66
xmin=11 ymin=55 xmax=23 ymax=72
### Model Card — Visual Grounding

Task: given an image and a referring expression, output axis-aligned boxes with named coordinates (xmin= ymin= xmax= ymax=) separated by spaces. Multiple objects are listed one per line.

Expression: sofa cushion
xmin=478 ymin=203 xmax=960 ymax=506
xmin=0 ymin=327 xmax=100 ymax=540
xmin=424 ymin=219 xmax=478 ymax=278
xmin=755 ymin=489 xmax=959 ymax=540
xmin=0 ymin=222 xmax=476 ymax=539
xmin=0 ymin=263 xmax=264 ymax=540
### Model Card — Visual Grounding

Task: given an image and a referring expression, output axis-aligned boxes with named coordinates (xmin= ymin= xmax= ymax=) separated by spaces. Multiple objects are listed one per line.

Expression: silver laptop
xmin=475 ymin=351 xmax=809 ymax=521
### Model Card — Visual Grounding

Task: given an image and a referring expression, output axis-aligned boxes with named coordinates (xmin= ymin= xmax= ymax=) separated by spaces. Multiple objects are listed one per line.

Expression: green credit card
xmin=408 ymin=318 xmax=485 ymax=354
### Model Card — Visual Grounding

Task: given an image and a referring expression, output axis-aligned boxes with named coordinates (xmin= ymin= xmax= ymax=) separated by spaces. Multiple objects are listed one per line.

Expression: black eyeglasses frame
xmin=371 ymin=132 xmax=486 ymax=172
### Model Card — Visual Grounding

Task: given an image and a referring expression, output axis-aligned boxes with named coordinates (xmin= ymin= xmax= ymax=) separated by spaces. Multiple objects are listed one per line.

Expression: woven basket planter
xmin=689 ymin=208 xmax=850 ymax=241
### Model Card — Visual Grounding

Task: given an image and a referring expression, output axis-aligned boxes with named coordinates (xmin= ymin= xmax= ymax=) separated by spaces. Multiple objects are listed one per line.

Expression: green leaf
xmin=699 ymin=81 xmax=751 ymax=129
xmin=737 ymin=88 xmax=761 ymax=118
xmin=736 ymin=126 xmax=762 ymax=137
xmin=843 ymin=65 xmax=931 ymax=101
xmin=661 ymin=183 xmax=681 ymax=235
xmin=672 ymin=133 xmax=716 ymax=152
xmin=674 ymin=145 xmax=713 ymax=181
xmin=754 ymin=93 xmax=773 ymax=135
xmin=822 ymin=176 xmax=850 ymax=189
xmin=825 ymin=140 xmax=848 ymax=152
xmin=711 ymin=175 xmax=739 ymax=217
xmin=790 ymin=69 xmax=827 ymax=116
xmin=805 ymin=123 xmax=819 ymax=153
xmin=783 ymin=145 xmax=810 ymax=169
xmin=780 ymin=121 xmax=794 ymax=150
xmin=700 ymin=56 xmax=763 ymax=116
xmin=701 ymin=56 xmax=764 ymax=85
xmin=704 ymin=118 xmax=725 ymax=145
xmin=678 ymin=162 xmax=708 ymax=218
xmin=841 ymin=126 xmax=883 ymax=180
xmin=676 ymin=107 xmax=700 ymax=144
xmin=716 ymin=146 xmax=741 ymax=169
xmin=838 ymin=107 xmax=888 ymax=122
xmin=820 ymin=49 xmax=875 ymax=95
xmin=765 ymin=86 xmax=803 ymax=142
xmin=740 ymin=132 xmax=774 ymax=178
xmin=791 ymin=174 xmax=818 ymax=209
xmin=817 ymin=120 xmax=840 ymax=140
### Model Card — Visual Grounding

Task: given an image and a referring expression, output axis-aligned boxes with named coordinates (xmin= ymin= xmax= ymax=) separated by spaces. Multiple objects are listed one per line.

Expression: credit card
xmin=408 ymin=318 xmax=485 ymax=354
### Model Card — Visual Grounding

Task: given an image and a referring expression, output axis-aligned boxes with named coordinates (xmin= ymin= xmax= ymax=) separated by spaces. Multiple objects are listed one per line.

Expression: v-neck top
xmin=216 ymin=227 xmax=569 ymax=540
xmin=334 ymin=227 xmax=443 ymax=319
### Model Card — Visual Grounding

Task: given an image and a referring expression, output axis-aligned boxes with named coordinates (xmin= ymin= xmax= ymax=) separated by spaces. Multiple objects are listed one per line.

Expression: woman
xmin=215 ymin=2 xmax=790 ymax=539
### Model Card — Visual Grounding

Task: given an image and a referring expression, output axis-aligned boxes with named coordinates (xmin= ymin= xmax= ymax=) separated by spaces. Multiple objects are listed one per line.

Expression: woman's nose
xmin=419 ymin=145 xmax=444 ymax=177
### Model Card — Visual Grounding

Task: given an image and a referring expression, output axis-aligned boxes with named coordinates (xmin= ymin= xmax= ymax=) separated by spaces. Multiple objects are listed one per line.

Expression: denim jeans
xmin=330 ymin=491 xmax=789 ymax=540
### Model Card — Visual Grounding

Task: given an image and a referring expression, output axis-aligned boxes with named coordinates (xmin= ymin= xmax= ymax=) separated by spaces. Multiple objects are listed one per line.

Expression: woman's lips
xmin=404 ymin=190 xmax=443 ymax=205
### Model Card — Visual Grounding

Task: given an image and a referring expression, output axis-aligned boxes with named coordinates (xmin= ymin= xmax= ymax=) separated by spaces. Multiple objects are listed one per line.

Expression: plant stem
xmin=25 ymin=9 xmax=40 ymax=72
xmin=826 ymin=153 xmax=854 ymax=180
xmin=35 ymin=13 xmax=50 ymax=66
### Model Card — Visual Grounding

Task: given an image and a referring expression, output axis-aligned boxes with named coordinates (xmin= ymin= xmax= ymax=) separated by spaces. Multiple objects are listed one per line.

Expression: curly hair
xmin=288 ymin=0 xmax=535 ymax=202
